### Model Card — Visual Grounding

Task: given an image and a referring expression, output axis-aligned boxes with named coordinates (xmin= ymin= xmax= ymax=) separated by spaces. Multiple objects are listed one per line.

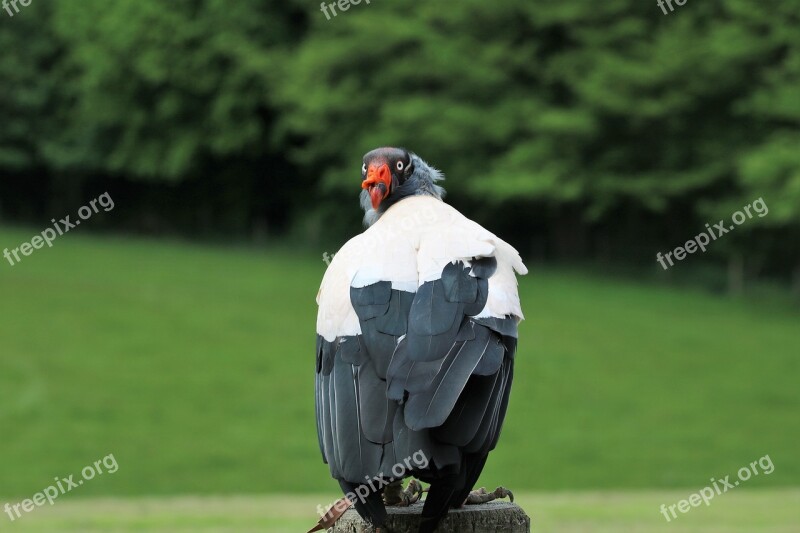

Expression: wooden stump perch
xmin=331 ymin=501 xmax=531 ymax=532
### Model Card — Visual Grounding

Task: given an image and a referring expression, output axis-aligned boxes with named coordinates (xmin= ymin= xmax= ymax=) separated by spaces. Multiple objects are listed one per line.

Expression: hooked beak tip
xmin=362 ymin=162 xmax=391 ymax=209
xmin=369 ymin=184 xmax=387 ymax=209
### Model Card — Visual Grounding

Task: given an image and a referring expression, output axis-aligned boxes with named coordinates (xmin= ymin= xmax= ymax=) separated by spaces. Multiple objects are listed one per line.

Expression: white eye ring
xmin=396 ymin=161 xmax=404 ymax=171
xmin=362 ymin=163 xmax=367 ymax=174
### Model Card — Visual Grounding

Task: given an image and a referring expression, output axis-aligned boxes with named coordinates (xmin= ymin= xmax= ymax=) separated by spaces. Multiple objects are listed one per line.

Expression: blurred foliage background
xmin=0 ymin=0 xmax=799 ymax=520
xmin=2 ymin=0 xmax=799 ymax=293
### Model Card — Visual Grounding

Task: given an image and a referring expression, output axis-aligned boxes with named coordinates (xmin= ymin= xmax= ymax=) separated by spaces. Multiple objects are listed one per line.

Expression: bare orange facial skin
xmin=361 ymin=162 xmax=392 ymax=209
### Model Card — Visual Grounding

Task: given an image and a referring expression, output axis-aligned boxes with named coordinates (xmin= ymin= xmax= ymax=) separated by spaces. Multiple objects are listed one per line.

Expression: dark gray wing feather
xmin=402 ymin=325 xmax=492 ymax=430
xmin=332 ymin=352 xmax=383 ymax=479
xmin=357 ymin=360 xmax=396 ymax=444
xmin=472 ymin=333 xmax=505 ymax=376
xmin=464 ymin=357 xmax=513 ymax=454
xmin=431 ymin=370 xmax=502 ymax=447
xmin=351 ymin=284 xmax=413 ymax=378
xmin=315 ymin=258 xmax=520 ymax=487
xmin=392 ymin=405 xmax=460 ymax=471
xmin=405 ymin=280 xmax=462 ymax=362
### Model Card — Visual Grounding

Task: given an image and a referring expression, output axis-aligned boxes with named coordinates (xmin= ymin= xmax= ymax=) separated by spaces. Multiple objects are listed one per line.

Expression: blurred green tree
xmin=277 ymin=0 xmax=800 ymax=289
xmin=0 ymin=0 xmax=798 ymax=290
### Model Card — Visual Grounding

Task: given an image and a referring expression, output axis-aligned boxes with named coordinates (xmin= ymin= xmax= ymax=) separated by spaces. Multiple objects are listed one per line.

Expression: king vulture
xmin=315 ymin=147 xmax=527 ymax=532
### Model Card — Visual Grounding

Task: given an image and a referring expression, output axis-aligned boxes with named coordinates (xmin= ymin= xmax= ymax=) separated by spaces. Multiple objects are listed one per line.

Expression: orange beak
xmin=361 ymin=163 xmax=392 ymax=210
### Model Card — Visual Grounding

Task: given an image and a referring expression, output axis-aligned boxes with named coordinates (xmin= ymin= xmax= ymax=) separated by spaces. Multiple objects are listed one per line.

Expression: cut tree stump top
xmin=331 ymin=500 xmax=531 ymax=532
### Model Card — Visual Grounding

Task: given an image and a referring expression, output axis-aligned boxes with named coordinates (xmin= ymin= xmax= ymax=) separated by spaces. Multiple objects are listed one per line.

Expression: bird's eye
xmin=361 ymin=163 xmax=367 ymax=174
xmin=396 ymin=161 xmax=404 ymax=172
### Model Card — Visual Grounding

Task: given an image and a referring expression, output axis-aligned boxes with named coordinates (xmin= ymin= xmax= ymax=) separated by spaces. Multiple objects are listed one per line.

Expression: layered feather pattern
xmin=315 ymin=195 xmax=525 ymax=488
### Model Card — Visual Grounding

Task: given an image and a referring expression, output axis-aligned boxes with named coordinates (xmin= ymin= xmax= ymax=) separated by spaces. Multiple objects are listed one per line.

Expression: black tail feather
xmin=419 ymin=453 xmax=490 ymax=533
xmin=338 ymin=479 xmax=387 ymax=528
xmin=449 ymin=453 xmax=488 ymax=508
xmin=419 ymin=477 xmax=459 ymax=533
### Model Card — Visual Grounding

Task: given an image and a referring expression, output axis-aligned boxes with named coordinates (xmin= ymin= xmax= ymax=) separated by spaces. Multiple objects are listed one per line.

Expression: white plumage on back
xmin=316 ymin=196 xmax=526 ymax=341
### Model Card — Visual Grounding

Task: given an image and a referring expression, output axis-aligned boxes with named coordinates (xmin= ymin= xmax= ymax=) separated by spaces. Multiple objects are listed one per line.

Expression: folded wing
xmin=315 ymin=197 xmax=525 ymax=483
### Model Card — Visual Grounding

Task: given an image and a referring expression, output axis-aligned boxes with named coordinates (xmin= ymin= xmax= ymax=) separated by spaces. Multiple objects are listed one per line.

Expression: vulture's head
xmin=359 ymin=147 xmax=445 ymax=226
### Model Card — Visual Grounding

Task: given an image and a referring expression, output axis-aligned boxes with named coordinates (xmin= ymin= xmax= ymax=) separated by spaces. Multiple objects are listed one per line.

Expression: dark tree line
xmin=1 ymin=0 xmax=798 ymax=292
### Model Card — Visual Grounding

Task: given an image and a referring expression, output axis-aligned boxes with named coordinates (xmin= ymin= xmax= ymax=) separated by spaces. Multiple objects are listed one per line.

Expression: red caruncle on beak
xmin=361 ymin=162 xmax=392 ymax=210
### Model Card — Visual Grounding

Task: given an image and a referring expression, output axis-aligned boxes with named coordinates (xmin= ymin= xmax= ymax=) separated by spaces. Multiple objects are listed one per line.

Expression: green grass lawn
xmin=4 ymin=491 xmax=799 ymax=532
xmin=0 ymin=226 xmax=798 ymax=502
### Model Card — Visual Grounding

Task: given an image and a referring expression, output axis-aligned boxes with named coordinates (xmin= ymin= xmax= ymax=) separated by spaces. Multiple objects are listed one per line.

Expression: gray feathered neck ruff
xmin=360 ymin=153 xmax=446 ymax=227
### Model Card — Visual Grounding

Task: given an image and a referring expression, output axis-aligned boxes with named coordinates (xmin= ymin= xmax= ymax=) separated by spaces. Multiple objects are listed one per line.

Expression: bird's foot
xmin=463 ymin=485 xmax=514 ymax=505
xmin=383 ymin=480 xmax=404 ymax=506
xmin=383 ymin=478 xmax=426 ymax=506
